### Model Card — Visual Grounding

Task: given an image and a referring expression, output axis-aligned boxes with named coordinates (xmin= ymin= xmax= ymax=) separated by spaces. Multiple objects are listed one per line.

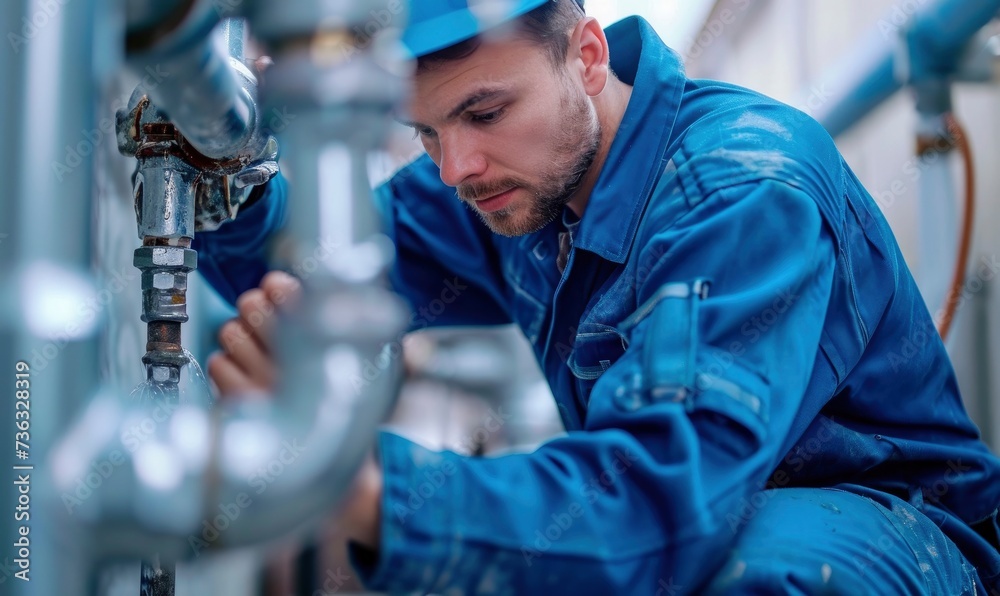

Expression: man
xmin=198 ymin=0 xmax=1000 ymax=593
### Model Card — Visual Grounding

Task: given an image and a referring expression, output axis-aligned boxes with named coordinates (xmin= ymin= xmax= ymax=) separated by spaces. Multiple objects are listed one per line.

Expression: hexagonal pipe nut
xmin=150 ymin=365 xmax=181 ymax=384
xmin=149 ymin=272 xmax=188 ymax=291
xmin=134 ymin=246 xmax=198 ymax=271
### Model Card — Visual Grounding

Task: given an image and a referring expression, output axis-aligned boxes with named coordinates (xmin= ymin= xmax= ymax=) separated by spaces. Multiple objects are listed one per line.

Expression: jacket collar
xmin=572 ymin=16 xmax=685 ymax=263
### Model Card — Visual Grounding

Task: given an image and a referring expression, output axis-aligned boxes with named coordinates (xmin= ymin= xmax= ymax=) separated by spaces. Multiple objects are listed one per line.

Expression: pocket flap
xmin=567 ymin=326 xmax=627 ymax=380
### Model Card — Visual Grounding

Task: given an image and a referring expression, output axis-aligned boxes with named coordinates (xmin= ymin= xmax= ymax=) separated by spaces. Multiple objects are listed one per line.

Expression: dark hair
xmin=418 ymin=0 xmax=586 ymax=70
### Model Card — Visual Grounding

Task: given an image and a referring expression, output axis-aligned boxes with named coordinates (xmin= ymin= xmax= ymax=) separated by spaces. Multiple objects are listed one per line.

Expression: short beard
xmin=457 ymin=84 xmax=602 ymax=237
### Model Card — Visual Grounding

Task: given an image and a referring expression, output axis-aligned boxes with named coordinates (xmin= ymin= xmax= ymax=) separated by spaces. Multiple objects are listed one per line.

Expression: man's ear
xmin=568 ymin=17 xmax=611 ymax=97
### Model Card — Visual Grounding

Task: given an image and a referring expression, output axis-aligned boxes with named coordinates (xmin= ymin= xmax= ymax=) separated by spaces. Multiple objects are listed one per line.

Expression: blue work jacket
xmin=195 ymin=16 xmax=1000 ymax=594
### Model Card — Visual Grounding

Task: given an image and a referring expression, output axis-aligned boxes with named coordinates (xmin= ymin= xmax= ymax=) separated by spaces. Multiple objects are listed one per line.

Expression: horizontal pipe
xmin=908 ymin=0 xmax=1000 ymax=78
xmin=133 ymin=34 xmax=254 ymax=159
xmin=806 ymin=28 xmax=896 ymax=139
xmin=125 ymin=0 xmax=254 ymax=159
xmin=804 ymin=0 xmax=1000 ymax=137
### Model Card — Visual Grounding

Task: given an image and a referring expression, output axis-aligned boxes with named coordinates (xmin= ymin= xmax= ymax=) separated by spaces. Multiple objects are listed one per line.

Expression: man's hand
xmin=208 ymin=270 xmax=383 ymax=567
xmin=208 ymin=270 xmax=302 ymax=398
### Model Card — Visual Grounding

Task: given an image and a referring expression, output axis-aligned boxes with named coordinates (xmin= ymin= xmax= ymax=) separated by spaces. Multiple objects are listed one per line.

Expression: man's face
xmin=405 ymin=34 xmax=601 ymax=237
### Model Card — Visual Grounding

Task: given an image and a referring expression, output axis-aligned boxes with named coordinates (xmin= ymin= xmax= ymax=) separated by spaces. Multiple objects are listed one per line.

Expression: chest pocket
xmin=503 ymin=244 xmax=554 ymax=346
xmin=509 ymin=283 xmax=548 ymax=345
xmin=566 ymin=324 xmax=628 ymax=408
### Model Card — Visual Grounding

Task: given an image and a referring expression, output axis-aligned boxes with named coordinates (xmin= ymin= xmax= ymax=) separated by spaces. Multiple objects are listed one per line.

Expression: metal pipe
xmin=134 ymin=35 xmax=254 ymax=159
xmin=48 ymin=0 xmax=411 ymax=568
xmin=220 ymin=17 xmax=246 ymax=62
xmin=212 ymin=0 xmax=412 ymax=544
xmin=915 ymin=113 xmax=959 ymax=317
xmin=803 ymin=0 xmax=1000 ymax=137
xmin=124 ymin=0 xmax=190 ymax=37
xmin=125 ymin=0 xmax=256 ymax=160
xmin=0 ymin=2 xmax=29 ymax=593
xmin=0 ymin=0 xmax=110 ymax=593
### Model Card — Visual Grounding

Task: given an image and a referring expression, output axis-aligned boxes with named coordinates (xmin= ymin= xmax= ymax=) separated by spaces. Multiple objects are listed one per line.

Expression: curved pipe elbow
xmin=49 ymin=285 xmax=409 ymax=563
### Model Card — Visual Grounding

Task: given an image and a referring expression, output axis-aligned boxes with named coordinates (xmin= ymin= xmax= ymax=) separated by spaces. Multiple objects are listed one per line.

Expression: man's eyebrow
xmin=447 ymin=88 xmax=508 ymax=120
xmin=393 ymin=114 xmax=420 ymax=129
xmin=393 ymin=87 xmax=509 ymax=129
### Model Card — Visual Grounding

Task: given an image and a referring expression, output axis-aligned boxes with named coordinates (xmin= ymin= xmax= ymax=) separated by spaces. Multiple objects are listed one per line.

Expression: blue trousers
xmin=701 ymin=487 xmax=984 ymax=595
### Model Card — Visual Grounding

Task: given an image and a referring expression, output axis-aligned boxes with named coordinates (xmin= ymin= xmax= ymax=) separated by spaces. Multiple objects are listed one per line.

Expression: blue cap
xmin=403 ymin=0 xmax=583 ymax=58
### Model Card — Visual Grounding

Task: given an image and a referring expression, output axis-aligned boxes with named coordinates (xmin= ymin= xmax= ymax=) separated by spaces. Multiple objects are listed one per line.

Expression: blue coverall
xmin=195 ymin=16 xmax=1000 ymax=595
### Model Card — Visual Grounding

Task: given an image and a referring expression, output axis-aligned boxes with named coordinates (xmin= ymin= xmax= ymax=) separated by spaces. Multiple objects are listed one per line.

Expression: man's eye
xmin=411 ymin=126 xmax=436 ymax=140
xmin=471 ymin=108 xmax=505 ymax=124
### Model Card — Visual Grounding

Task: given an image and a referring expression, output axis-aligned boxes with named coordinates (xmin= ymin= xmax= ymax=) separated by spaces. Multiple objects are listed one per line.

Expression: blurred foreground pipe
xmin=0 ymin=0 xmax=107 ymax=594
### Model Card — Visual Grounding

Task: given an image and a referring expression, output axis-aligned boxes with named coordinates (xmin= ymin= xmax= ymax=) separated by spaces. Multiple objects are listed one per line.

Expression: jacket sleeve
xmin=191 ymin=175 xmax=288 ymax=307
xmin=193 ymin=156 xmax=511 ymax=328
xmin=353 ymin=179 xmax=838 ymax=593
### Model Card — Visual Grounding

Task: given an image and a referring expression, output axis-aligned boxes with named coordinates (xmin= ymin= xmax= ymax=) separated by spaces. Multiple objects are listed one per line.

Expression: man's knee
xmin=701 ymin=487 xmax=981 ymax=595
xmin=701 ymin=550 xmax=865 ymax=595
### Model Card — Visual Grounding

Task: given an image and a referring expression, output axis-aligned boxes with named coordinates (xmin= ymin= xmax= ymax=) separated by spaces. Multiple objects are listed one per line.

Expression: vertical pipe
xmin=915 ymin=114 xmax=959 ymax=320
xmin=0 ymin=1 xmax=27 ymax=593
xmin=1 ymin=0 xmax=106 ymax=594
xmin=221 ymin=17 xmax=246 ymax=62
xmin=277 ymin=130 xmax=324 ymax=264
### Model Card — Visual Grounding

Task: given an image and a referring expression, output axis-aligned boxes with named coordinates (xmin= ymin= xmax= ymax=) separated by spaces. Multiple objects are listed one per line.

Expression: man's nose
xmin=438 ymin=134 xmax=488 ymax=187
